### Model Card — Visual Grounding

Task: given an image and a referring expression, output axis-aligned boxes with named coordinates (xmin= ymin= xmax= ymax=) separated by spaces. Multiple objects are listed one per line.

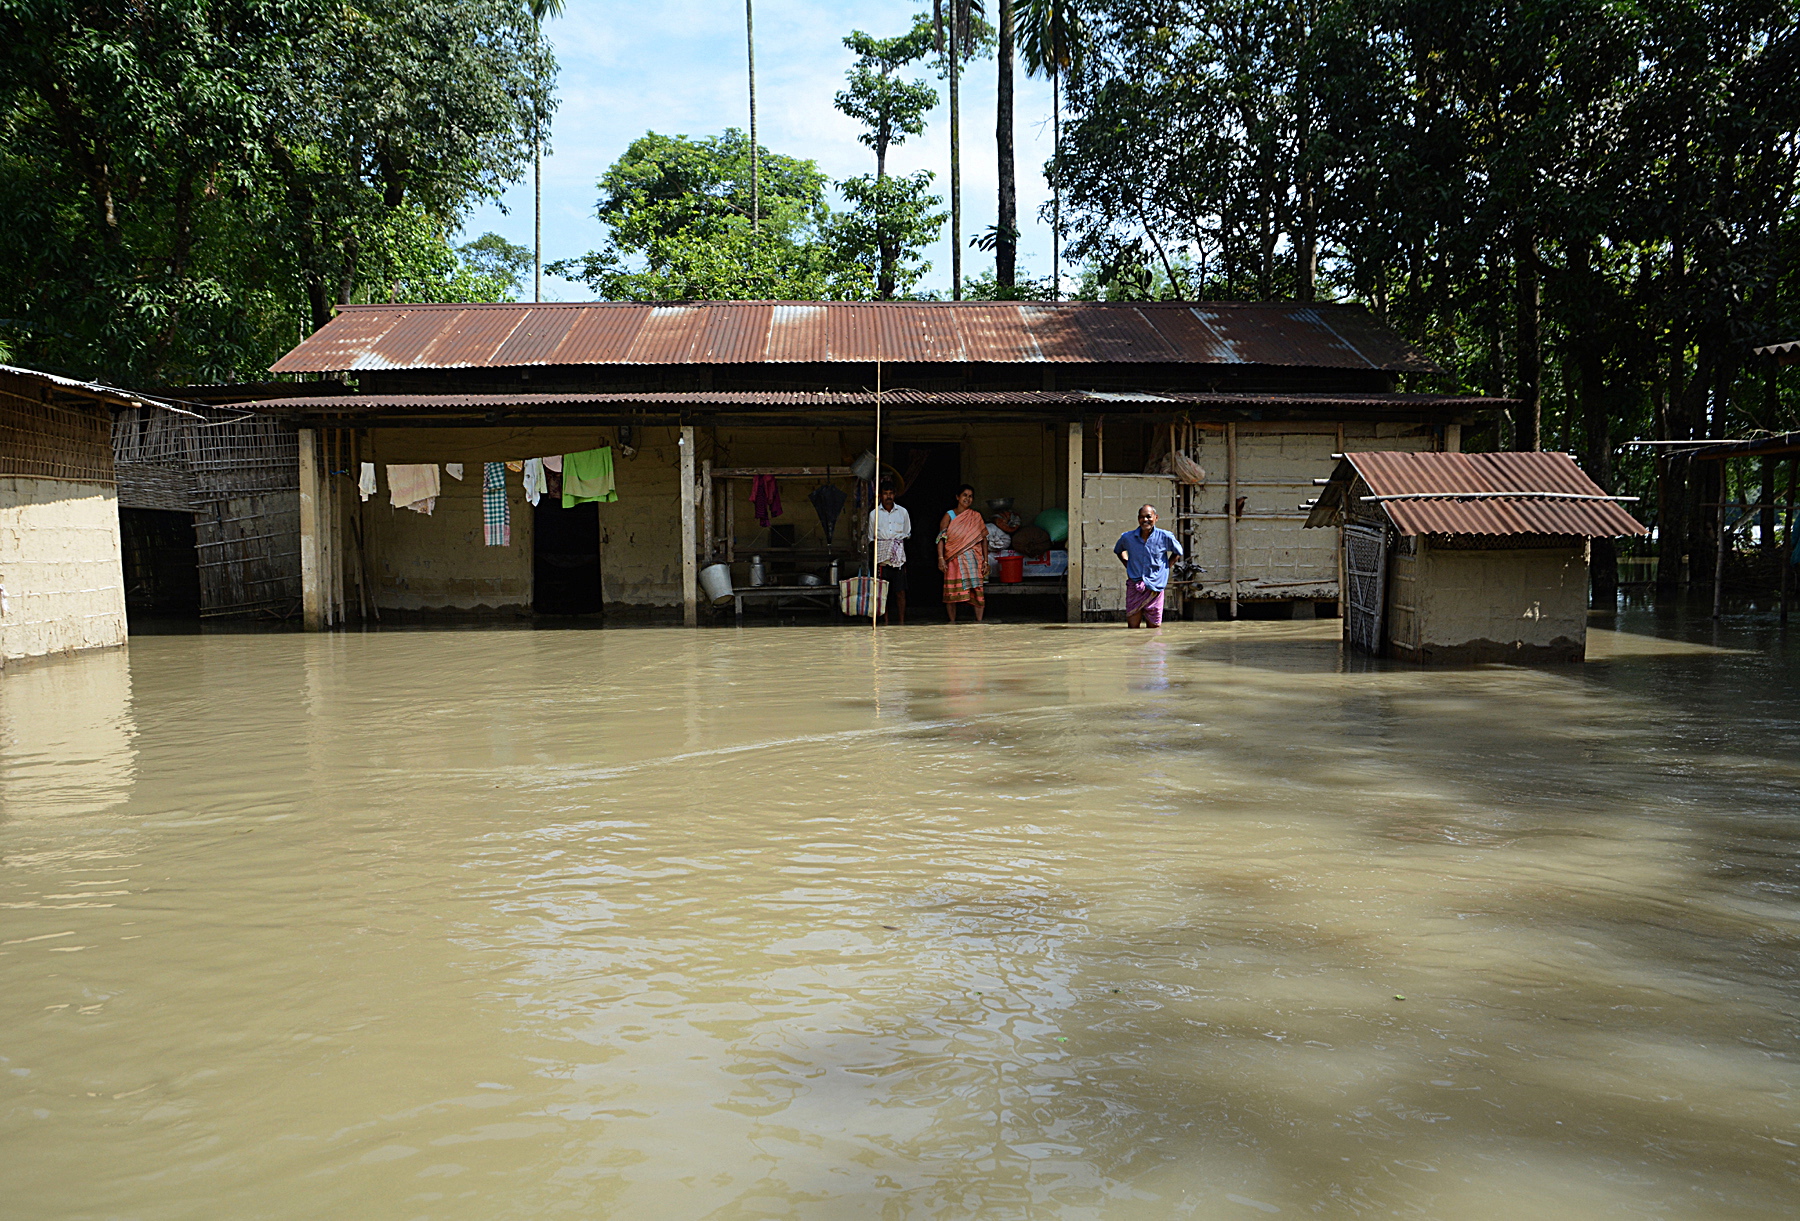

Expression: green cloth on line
xmin=562 ymin=446 xmax=618 ymax=507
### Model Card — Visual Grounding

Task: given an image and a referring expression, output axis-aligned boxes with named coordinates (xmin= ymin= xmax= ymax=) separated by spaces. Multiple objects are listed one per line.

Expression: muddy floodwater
xmin=4 ymin=615 xmax=1800 ymax=1219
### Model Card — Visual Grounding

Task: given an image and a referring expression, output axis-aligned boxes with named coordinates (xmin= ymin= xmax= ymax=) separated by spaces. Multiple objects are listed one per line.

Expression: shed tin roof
xmin=1306 ymin=451 xmax=1646 ymax=538
xmin=269 ymin=301 xmax=1439 ymax=374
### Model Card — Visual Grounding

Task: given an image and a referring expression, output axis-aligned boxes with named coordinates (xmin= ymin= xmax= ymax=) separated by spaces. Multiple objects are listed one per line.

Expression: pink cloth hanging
xmin=751 ymin=475 xmax=783 ymax=527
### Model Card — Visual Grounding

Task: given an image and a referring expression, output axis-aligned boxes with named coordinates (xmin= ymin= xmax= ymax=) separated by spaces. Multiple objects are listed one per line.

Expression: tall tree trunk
xmin=1050 ymin=72 xmax=1060 ymax=299
xmin=745 ymin=0 xmax=759 ymax=232
xmin=1571 ymin=243 xmax=1615 ymax=606
xmin=534 ymin=137 xmax=542 ymax=302
xmin=949 ymin=16 xmax=961 ymax=299
xmin=1513 ymin=223 xmax=1541 ymax=451
xmin=996 ymin=0 xmax=1017 ymax=287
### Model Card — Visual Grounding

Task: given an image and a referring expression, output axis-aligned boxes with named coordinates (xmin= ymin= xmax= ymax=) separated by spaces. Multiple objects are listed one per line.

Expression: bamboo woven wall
xmin=0 ymin=389 xmax=113 ymax=483
xmin=112 ymin=405 xmax=302 ymax=618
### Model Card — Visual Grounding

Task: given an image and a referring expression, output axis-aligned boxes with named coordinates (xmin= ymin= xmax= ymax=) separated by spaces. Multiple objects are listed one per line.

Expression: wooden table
xmin=728 ymin=584 xmax=840 ymax=622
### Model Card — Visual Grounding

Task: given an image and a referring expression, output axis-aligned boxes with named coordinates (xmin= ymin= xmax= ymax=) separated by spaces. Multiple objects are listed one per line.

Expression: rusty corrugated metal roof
xmin=268 ymin=302 xmax=1438 ymax=374
xmin=231 ymin=389 xmax=1501 ymax=416
xmin=1308 ymin=451 xmax=1645 ymax=537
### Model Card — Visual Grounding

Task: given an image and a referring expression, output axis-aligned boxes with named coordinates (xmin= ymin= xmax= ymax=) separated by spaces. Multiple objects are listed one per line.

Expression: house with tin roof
xmin=232 ymin=300 xmax=1512 ymax=627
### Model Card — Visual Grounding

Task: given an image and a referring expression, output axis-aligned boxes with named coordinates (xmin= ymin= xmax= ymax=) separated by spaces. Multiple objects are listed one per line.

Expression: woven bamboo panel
xmin=0 ymin=389 xmax=113 ymax=482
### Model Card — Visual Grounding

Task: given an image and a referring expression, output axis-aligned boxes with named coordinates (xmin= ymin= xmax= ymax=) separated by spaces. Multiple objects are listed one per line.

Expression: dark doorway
xmin=533 ymin=500 xmax=603 ymax=615
xmin=119 ymin=507 xmax=200 ymax=618
xmin=892 ymin=442 xmax=962 ymax=609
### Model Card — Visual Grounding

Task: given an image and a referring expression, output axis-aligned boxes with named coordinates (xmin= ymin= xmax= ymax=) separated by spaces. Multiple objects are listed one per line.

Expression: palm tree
xmin=931 ymin=0 xmax=983 ymax=299
xmin=1015 ymin=0 xmax=1083 ymax=299
xmin=995 ymin=0 xmax=1016 ymax=288
xmin=746 ymin=0 xmax=759 ymax=232
xmin=527 ymin=0 xmax=564 ymax=303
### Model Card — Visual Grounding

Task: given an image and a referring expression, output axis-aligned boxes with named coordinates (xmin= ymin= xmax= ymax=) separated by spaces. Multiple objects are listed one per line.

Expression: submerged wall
xmin=0 ymin=477 xmax=127 ymax=662
xmin=1388 ymin=538 xmax=1589 ymax=663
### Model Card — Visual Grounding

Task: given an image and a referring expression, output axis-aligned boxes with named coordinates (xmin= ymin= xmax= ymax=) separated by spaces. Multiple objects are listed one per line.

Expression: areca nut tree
xmin=1015 ymin=0 xmax=1084 ymax=298
xmin=527 ymin=0 xmax=563 ymax=302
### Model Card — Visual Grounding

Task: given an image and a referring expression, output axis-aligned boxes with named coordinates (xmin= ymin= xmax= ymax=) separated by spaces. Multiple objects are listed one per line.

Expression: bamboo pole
xmin=1066 ymin=419 xmax=1083 ymax=623
xmin=1226 ymin=421 xmax=1239 ymax=618
xmin=681 ymin=425 xmax=698 ymax=626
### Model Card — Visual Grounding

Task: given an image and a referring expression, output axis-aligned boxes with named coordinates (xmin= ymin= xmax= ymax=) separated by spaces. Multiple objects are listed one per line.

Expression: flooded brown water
xmin=4 ymin=616 xmax=1800 ymax=1219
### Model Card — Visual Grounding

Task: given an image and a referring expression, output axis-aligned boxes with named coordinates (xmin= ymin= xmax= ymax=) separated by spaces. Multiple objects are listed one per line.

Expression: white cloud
xmin=461 ymin=0 xmax=1064 ymax=300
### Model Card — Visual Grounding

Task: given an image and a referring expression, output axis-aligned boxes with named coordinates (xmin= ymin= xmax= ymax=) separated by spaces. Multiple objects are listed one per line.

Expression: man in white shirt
xmin=869 ymin=477 xmax=911 ymax=624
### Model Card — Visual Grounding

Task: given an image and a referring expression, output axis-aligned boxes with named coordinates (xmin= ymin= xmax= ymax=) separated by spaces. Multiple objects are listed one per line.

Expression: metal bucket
xmin=699 ymin=563 xmax=735 ymax=605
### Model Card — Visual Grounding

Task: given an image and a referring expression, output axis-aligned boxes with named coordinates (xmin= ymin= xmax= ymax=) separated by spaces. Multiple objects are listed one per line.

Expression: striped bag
xmin=482 ymin=461 xmax=510 ymax=546
xmin=838 ymin=575 xmax=888 ymax=617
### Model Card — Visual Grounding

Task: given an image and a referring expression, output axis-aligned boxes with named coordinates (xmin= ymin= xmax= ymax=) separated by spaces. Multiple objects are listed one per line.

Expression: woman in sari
xmin=936 ymin=484 xmax=988 ymax=622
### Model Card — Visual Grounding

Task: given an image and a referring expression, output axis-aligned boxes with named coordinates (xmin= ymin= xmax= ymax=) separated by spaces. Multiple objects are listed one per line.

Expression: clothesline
xmin=354 ymin=446 xmax=619 ymax=546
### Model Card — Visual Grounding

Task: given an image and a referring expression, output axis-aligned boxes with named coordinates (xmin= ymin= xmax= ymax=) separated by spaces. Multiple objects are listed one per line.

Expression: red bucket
xmin=997 ymin=554 xmax=1025 ymax=584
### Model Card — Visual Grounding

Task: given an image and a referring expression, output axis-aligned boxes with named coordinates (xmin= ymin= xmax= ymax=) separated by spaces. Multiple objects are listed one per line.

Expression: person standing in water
xmin=937 ymin=484 xmax=988 ymax=622
xmin=1115 ymin=504 xmax=1183 ymax=628
xmin=869 ymin=476 xmax=910 ymax=624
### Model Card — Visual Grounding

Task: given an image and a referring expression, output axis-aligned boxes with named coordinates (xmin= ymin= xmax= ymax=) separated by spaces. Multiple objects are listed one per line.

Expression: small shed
xmin=0 ymin=365 xmax=161 ymax=664
xmin=1305 ymin=451 xmax=1646 ymax=663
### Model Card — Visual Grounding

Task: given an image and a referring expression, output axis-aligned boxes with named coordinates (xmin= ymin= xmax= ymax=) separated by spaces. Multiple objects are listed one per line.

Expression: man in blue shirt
xmin=1115 ymin=505 xmax=1184 ymax=628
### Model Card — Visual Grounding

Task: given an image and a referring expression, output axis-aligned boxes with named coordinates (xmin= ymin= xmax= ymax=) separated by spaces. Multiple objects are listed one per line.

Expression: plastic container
xmin=1023 ymin=549 xmax=1069 ymax=577
xmin=997 ymin=554 xmax=1025 ymax=584
xmin=699 ymin=563 xmax=735 ymax=605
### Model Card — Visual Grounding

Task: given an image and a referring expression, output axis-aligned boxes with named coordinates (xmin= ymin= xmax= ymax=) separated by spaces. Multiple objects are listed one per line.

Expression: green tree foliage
xmin=550 ymin=130 xmax=867 ymax=300
xmin=458 ymin=233 xmax=536 ymax=299
xmin=1058 ymin=0 xmax=1800 ymax=598
xmin=0 ymin=0 xmax=552 ymax=383
xmin=833 ymin=29 xmax=945 ymax=298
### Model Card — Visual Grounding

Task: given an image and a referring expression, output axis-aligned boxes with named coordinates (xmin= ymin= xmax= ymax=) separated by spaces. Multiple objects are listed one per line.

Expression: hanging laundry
xmin=444 ymin=463 xmax=464 ymax=481
xmin=808 ymin=482 xmax=847 ymax=542
xmin=542 ymin=454 xmax=563 ymax=474
xmin=562 ymin=446 xmax=618 ymax=508
xmin=482 ymin=462 xmax=510 ymax=546
xmin=544 ymin=466 xmax=562 ymax=499
xmin=751 ymin=474 xmax=783 ymax=526
xmin=357 ymin=462 xmax=377 ymax=503
xmin=387 ymin=464 xmax=440 ymax=515
xmin=522 ymin=457 xmax=547 ymax=508
xmin=505 ymin=460 xmax=524 ymax=473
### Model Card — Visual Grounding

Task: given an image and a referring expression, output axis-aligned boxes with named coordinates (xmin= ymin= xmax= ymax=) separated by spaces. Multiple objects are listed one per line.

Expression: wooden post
xmin=680 ymin=425 xmax=698 ymax=626
xmin=1783 ymin=456 xmax=1797 ymax=626
xmin=298 ymin=427 xmax=323 ymax=631
xmin=1065 ymin=418 xmax=1083 ymax=623
xmin=1444 ymin=423 xmax=1462 ymax=453
xmin=1712 ymin=469 xmax=1726 ymax=619
xmin=1226 ymin=421 xmax=1239 ymax=618
xmin=726 ymin=483 xmax=736 ymax=565
xmin=701 ymin=457 xmax=714 ymax=560
xmin=1335 ymin=423 xmax=1346 ymax=617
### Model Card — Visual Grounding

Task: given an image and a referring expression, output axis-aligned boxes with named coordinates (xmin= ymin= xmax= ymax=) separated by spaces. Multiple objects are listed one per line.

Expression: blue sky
xmin=459 ymin=0 xmax=1062 ymax=300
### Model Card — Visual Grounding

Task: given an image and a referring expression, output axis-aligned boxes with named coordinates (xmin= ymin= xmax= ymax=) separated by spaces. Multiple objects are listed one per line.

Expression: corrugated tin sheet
xmin=1332 ymin=451 xmax=1645 ymax=538
xmin=269 ymin=302 xmax=1439 ymax=374
xmin=231 ymin=390 xmax=1504 ymax=414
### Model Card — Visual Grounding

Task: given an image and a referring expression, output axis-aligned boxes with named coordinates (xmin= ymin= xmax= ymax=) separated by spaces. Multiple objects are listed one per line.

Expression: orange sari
xmin=939 ymin=509 xmax=986 ymax=603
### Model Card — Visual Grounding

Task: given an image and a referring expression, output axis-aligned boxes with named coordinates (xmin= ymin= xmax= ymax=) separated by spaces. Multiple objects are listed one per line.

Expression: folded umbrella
xmin=809 ymin=482 xmax=847 ymax=542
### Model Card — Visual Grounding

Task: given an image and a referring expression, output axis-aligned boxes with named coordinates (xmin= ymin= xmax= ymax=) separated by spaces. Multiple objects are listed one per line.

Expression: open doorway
xmin=533 ymin=500 xmax=603 ymax=616
xmin=119 ymin=507 xmax=200 ymax=618
xmin=892 ymin=442 xmax=962 ymax=610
